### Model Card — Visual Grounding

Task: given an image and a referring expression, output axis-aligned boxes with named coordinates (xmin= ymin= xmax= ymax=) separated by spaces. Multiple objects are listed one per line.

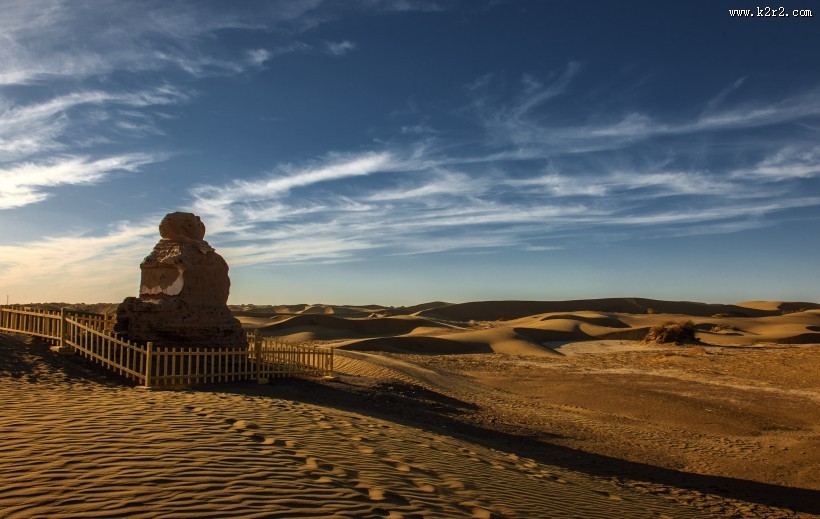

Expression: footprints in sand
xmin=229 ymin=418 xmax=258 ymax=429
xmin=224 ymin=418 xmax=270 ymax=443
xmin=184 ymin=405 xmax=363 ymax=483
xmin=174 ymin=398 xmax=666 ymax=518
xmin=180 ymin=402 xmax=493 ymax=514
xmin=410 ymin=479 xmax=437 ymax=493
xmin=351 ymin=481 xmax=411 ymax=505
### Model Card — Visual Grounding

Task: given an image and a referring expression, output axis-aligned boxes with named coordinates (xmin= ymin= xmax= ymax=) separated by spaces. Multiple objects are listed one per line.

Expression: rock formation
xmin=114 ymin=212 xmax=247 ymax=349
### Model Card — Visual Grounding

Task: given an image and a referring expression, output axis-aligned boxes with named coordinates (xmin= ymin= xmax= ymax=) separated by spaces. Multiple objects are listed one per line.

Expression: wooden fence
xmin=0 ymin=305 xmax=333 ymax=388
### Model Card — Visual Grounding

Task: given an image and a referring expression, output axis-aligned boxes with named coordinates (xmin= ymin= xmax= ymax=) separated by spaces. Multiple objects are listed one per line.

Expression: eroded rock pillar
xmin=114 ymin=212 xmax=246 ymax=349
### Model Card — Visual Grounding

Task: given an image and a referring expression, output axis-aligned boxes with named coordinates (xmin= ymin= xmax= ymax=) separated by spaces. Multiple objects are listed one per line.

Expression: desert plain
xmin=1 ymin=297 xmax=819 ymax=518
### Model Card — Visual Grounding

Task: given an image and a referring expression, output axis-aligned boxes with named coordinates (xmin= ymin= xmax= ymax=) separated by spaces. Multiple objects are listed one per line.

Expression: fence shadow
xmin=0 ymin=333 xmax=133 ymax=388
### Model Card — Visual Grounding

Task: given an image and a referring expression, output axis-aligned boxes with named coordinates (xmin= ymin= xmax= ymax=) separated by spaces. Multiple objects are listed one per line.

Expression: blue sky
xmin=1 ymin=0 xmax=819 ymax=305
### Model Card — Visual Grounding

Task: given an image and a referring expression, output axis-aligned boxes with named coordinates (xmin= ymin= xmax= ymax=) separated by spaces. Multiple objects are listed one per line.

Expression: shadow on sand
xmin=223 ymin=376 xmax=820 ymax=516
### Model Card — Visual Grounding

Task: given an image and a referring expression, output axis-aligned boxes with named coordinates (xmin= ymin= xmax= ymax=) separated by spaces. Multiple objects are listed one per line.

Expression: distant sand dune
xmin=416 ymin=298 xmax=781 ymax=321
xmin=39 ymin=299 xmax=815 ymax=350
xmin=540 ymin=312 xmax=631 ymax=328
xmin=237 ymin=299 xmax=820 ymax=354
xmin=255 ymin=314 xmax=457 ymax=338
xmin=338 ymin=335 xmax=493 ymax=355
xmin=736 ymin=301 xmax=820 ymax=313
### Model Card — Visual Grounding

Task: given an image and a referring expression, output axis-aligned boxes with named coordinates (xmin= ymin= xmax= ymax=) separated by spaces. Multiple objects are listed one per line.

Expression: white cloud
xmin=465 ymin=73 xmax=493 ymax=91
xmin=190 ymin=152 xmax=398 ymax=233
xmin=703 ymin=76 xmax=747 ymax=113
xmin=511 ymin=63 xmax=581 ymax=118
xmin=2 ymin=136 xmax=818 ymax=298
xmin=0 ymin=87 xmax=188 ymax=161
xmin=364 ymin=0 xmax=448 ymax=12
xmin=0 ymin=219 xmax=158 ymax=303
xmin=733 ymin=146 xmax=820 ymax=180
xmin=365 ymin=169 xmax=487 ymax=201
xmin=325 ymin=40 xmax=357 ymax=56
xmin=171 ymin=131 xmax=820 ymax=269
xmin=608 ymin=171 xmax=735 ymax=195
xmin=509 ymin=173 xmax=608 ymax=197
xmin=0 ymin=154 xmax=166 ymax=209
xmin=0 ymin=1 xmax=450 ymax=86
xmin=194 ymin=151 xmax=395 ymax=202
xmin=0 ymin=0 xmax=330 ymax=85
xmin=246 ymin=49 xmax=272 ymax=66
xmin=591 ymin=197 xmax=820 ymax=227
xmin=474 ymin=65 xmax=820 ymax=155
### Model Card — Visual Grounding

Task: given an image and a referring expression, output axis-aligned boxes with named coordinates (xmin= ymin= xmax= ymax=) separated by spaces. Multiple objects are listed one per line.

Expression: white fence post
xmin=329 ymin=347 xmax=334 ymax=379
xmin=254 ymin=330 xmax=266 ymax=384
xmin=145 ymin=342 xmax=154 ymax=388
xmin=50 ymin=307 xmax=75 ymax=354
xmin=60 ymin=308 xmax=66 ymax=347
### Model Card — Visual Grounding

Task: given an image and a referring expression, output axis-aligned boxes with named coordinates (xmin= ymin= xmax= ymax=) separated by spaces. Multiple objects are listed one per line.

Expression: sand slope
xmin=415 ymin=298 xmax=783 ymax=321
xmin=246 ymin=314 xmax=459 ymax=341
xmin=285 ymin=300 xmax=820 ymax=355
xmin=0 ymin=334 xmax=695 ymax=518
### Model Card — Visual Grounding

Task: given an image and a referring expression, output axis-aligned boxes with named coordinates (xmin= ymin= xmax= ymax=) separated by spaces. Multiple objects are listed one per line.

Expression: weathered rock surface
xmin=114 ymin=212 xmax=246 ymax=349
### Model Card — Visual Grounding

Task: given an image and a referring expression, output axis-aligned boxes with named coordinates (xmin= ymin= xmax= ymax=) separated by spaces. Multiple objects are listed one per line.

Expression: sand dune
xmin=231 ymin=299 xmax=820 ymax=352
xmin=736 ymin=301 xmax=820 ymax=313
xmin=389 ymin=301 xmax=453 ymax=315
xmin=416 ymin=298 xmax=781 ymax=321
xmin=4 ymin=297 xmax=818 ymax=516
xmin=231 ymin=304 xmax=382 ymax=319
xmin=248 ymin=314 xmax=458 ymax=340
xmin=337 ymin=335 xmax=494 ymax=355
xmin=112 ymin=297 xmax=820 ymax=353
xmin=318 ymin=303 xmax=820 ymax=355
xmin=0 ymin=334 xmax=695 ymax=518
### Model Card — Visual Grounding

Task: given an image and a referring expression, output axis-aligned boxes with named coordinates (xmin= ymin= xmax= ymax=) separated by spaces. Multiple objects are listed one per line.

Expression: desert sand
xmin=2 ymin=298 xmax=819 ymax=517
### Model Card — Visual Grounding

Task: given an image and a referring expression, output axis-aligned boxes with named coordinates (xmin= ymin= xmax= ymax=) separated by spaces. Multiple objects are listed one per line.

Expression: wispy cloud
xmin=175 ymin=136 xmax=820 ymax=268
xmin=364 ymin=169 xmax=488 ymax=201
xmin=360 ymin=0 xmax=450 ymax=12
xmin=325 ymin=40 xmax=357 ymax=56
xmin=702 ymin=76 xmax=747 ymax=114
xmin=0 ymin=87 xmax=188 ymax=160
xmin=0 ymin=154 xmax=166 ymax=209
xmin=732 ymin=146 xmax=820 ymax=180
xmin=471 ymin=63 xmax=820 ymax=156
xmin=0 ymin=86 xmax=183 ymax=211
xmin=0 ymin=0 xmax=330 ymax=85
xmin=0 ymin=219 xmax=158 ymax=302
xmin=2 ymin=134 xmax=818 ymax=299
xmin=0 ymin=0 xmax=447 ymax=85
xmin=190 ymin=152 xmax=399 ymax=232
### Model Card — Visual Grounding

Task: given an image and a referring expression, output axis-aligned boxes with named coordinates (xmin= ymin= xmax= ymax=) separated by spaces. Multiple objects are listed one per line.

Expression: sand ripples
xmin=0 ymin=369 xmax=696 ymax=518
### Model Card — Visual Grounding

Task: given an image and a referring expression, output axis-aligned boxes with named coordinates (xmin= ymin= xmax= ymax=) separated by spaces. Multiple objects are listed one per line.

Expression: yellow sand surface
xmin=0 ymin=334 xmax=695 ymax=518
xmin=11 ymin=297 xmax=817 ymax=517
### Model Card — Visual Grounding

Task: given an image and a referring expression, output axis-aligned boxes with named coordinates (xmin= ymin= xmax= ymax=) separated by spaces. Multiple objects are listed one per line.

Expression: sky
xmin=0 ymin=0 xmax=819 ymax=305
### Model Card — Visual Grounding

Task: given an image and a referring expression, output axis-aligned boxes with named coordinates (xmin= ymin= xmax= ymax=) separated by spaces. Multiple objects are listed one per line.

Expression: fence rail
xmin=0 ymin=305 xmax=333 ymax=388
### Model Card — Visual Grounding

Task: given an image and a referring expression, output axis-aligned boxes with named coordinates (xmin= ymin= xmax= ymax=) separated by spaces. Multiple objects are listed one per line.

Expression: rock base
xmin=114 ymin=297 xmax=247 ymax=349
